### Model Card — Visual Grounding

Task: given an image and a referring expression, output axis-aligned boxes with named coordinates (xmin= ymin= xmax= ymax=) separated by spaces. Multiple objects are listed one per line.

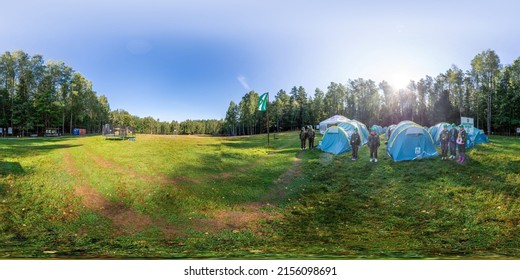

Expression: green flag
xmin=258 ymin=92 xmax=268 ymax=111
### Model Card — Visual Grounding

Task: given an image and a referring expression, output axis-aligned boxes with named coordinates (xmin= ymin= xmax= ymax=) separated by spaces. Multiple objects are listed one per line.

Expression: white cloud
xmin=237 ymin=75 xmax=250 ymax=90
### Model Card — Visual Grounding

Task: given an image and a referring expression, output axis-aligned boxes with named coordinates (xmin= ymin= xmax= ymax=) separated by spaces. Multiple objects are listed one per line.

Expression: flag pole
xmin=267 ymin=93 xmax=270 ymax=146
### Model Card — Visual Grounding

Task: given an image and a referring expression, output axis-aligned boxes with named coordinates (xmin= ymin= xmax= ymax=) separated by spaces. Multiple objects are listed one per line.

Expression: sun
xmin=389 ymin=71 xmax=412 ymax=90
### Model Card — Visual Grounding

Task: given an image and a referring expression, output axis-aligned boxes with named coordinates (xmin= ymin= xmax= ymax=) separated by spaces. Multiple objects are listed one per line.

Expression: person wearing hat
xmin=448 ymin=123 xmax=458 ymax=159
xmin=350 ymin=127 xmax=361 ymax=160
xmin=368 ymin=127 xmax=380 ymax=162
xmin=307 ymin=126 xmax=315 ymax=149
xmin=457 ymin=124 xmax=467 ymax=163
xmin=299 ymin=126 xmax=308 ymax=150
xmin=439 ymin=124 xmax=449 ymax=160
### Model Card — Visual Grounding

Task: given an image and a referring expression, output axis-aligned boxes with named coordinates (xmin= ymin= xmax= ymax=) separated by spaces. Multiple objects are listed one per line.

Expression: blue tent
xmin=428 ymin=122 xmax=451 ymax=146
xmin=351 ymin=119 xmax=369 ymax=143
xmin=466 ymin=128 xmax=490 ymax=148
xmin=338 ymin=121 xmax=368 ymax=145
xmin=318 ymin=120 xmax=369 ymax=155
xmin=318 ymin=126 xmax=352 ymax=155
xmin=387 ymin=121 xmax=438 ymax=161
xmin=371 ymin=125 xmax=384 ymax=135
xmin=385 ymin=124 xmax=397 ymax=140
xmin=472 ymin=128 xmax=490 ymax=145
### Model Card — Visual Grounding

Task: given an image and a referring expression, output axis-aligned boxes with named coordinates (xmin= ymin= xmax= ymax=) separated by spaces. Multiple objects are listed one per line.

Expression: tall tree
xmin=471 ymin=49 xmax=501 ymax=134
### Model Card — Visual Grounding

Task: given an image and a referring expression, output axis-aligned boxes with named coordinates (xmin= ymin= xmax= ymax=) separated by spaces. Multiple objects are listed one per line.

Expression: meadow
xmin=0 ymin=132 xmax=519 ymax=258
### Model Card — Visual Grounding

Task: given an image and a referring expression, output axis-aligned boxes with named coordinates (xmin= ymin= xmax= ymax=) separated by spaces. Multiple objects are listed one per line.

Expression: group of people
xmin=439 ymin=123 xmax=467 ymax=163
xmin=299 ymin=126 xmax=316 ymax=150
xmin=350 ymin=127 xmax=380 ymax=162
xmin=300 ymin=123 xmax=469 ymax=163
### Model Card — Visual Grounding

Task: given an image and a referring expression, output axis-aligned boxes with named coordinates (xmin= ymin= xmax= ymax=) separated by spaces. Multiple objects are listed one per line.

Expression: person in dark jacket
xmin=439 ymin=124 xmax=449 ymax=160
xmin=307 ymin=126 xmax=315 ymax=149
xmin=448 ymin=123 xmax=458 ymax=159
xmin=457 ymin=125 xmax=467 ymax=163
xmin=350 ymin=127 xmax=361 ymax=160
xmin=299 ymin=127 xmax=307 ymax=150
xmin=368 ymin=127 xmax=380 ymax=162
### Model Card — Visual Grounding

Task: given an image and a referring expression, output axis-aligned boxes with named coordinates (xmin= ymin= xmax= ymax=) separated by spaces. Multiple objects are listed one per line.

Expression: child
xmin=439 ymin=124 xmax=449 ymax=160
xmin=449 ymin=123 xmax=458 ymax=159
xmin=457 ymin=125 xmax=467 ymax=163
xmin=350 ymin=127 xmax=361 ymax=160
xmin=368 ymin=127 xmax=380 ymax=162
xmin=307 ymin=126 xmax=315 ymax=149
xmin=299 ymin=127 xmax=307 ymax=150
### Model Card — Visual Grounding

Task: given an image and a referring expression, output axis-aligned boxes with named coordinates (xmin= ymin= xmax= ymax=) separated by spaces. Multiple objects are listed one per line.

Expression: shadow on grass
xmin=0 ymin=143 xmax=82 ymax=158
xmin=0 ymin=161 xmax=24 ymax=175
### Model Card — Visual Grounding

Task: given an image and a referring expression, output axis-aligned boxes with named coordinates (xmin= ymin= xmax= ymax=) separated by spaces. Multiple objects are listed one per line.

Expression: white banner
xmin=0 ymin=127 xmax=3 ymax=134
xmin=460 ymin=117 xmax=474 ymax=135
xmin=8 ymin=127 xmax=13 ymax=135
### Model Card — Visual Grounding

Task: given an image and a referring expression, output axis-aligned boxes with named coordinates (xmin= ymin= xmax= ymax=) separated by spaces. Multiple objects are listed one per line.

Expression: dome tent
xmin=318 ymin=115 xmax=350 ymax=134
xmin=428 ymin=122 xmax=451 ymax=146
xmin=387 ymin=121 xmax=438 ymax=161
xmin=318 ymin=125 xmax=352 ymax=155
xmin=371 ymin=125 xmax=384 ymax=135
xmin=466 ymin=128 xmax=490 ymax=148
xmin=318 ymin=120 xmax=368 ymax=155
xmin=350 ymin=119 xmax=369 ymax=143
xmin=385 ymin=124 xmax=397 ymax=140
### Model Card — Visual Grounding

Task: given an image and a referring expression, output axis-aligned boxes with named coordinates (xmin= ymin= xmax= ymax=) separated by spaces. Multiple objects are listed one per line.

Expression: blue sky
xmin=2 ymin=0 xmax=519 ymax=121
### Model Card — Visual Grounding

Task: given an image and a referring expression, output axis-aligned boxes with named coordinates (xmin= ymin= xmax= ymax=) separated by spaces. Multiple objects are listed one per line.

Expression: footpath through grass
xmin=0 ymin=133 xmax=519 ymax=258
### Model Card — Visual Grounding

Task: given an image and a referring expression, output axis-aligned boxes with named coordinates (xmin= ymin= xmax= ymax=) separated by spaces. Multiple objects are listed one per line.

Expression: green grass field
xmin=1 ymin=132 xmax=519 ymax=258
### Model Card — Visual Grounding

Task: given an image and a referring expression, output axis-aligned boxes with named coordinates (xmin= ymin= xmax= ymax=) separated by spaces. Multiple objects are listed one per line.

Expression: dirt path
xmin=63 ymin=143 xmax=304 ymax=236
xmin=63 ymin=152 xmax=180 ymax=237
xmin=195 ymin=148 xmax=304 ymax=233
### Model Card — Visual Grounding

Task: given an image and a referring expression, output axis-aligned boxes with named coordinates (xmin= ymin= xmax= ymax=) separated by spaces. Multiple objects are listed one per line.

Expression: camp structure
xmin=318 ymin=120 xmax=368 ymax=155
xmin=351 ymin=119 xmax=369 ymax=142
xmin=386 ymin=121 xmax=438 ymax=161
xmin=44 ymin=128 xmax=60 ymax=137
xmin=428 ymin=122 xmax=451 ymax=146
xmin=385 ymin=124 xmax=397 ymax=140
xmin=102 ymin=124 xmax=136 ymax=140
xmin=371 ymin=125 xmax=384 ymax=135
xmin=318 ymin=115 xmax=350 ymax=134
xmin=73 ymin=128 xmax=87 ymax=136
xmin=466 ymin=128 xmax=490 ymax=148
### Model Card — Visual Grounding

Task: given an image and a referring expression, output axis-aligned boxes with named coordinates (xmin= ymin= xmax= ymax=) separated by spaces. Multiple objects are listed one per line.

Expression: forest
xmin=1 ymin=49 xmax=519 ymax=136
xmin=226 ymin=49 xmax=520 ymax=136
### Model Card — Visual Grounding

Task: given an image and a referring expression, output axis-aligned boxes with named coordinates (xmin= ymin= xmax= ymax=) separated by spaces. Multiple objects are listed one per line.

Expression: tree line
xmin=0 ymin=50 xmax=225 ymax=136
xmin=225 ymin=49 xmax=520 ymax=136
xmin=2 ymin=49 xmax=519 ymax=137
xmin=0 ymin=50 xmax=110 ymax=136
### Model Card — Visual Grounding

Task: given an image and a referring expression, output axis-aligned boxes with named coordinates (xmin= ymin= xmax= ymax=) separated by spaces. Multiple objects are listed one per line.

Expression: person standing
xmin=350 ymin=127 xmax=361 ymax=160
xmin=368 ymin=127 xmax=380 ymax=162
xmin=299 ymin=127 xmax=308 ymax=150
xmin=307 ymin=126 xmax=315 ymax=149
xmin=439 ymin=124 xmax=449 ymax=160
xmin=448 ymin=123 xmax=458 ymax=159
xmin=457 ymin=125 xmax=467 ymax=163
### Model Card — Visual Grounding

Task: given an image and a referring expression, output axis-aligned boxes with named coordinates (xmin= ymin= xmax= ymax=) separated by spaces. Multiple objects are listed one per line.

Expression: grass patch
xmin=1 ymin=133 xmax=519 ymax=258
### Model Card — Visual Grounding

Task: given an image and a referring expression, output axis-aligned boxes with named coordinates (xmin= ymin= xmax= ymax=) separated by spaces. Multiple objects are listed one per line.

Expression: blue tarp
xmin=387 ymin=121 xmax=438 ymax=161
